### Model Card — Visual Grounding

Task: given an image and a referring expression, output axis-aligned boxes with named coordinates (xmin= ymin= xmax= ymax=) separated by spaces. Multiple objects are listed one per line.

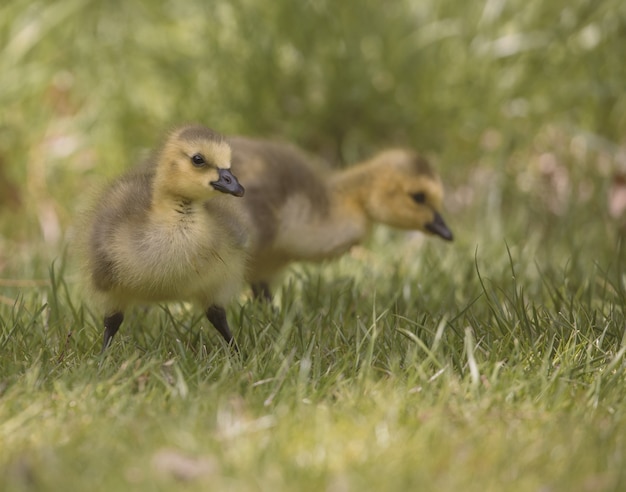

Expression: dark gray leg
xmin=206 ymin=305 xmax=237 ymax=348
xmin=251 ymin=282 xmax=272 ymax=302
xmin=102 ymin=311 xmax=124 ymax=353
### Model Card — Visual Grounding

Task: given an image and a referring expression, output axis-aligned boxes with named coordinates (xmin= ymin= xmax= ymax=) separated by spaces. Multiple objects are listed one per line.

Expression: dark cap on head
xmin=178 ymin=125 xmax=225 ymax=143
xmin=408 ymin=153 xmax=435 ymax=177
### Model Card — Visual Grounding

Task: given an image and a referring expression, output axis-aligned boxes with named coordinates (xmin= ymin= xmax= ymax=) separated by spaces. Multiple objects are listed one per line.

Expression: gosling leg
xmin=251 ymin=282 xmax=273 ymax=302
xmin=206 ymin=305 xmax=237 ymax=349
xmin=101 ymin=311 xmax=124 ymax=353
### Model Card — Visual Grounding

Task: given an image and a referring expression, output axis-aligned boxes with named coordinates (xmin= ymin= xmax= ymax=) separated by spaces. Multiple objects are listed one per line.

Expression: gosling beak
xmin=425 ymin=211 xmax=453 ymax=241
xmin=211 ymin=168 xmax=245 ymax=197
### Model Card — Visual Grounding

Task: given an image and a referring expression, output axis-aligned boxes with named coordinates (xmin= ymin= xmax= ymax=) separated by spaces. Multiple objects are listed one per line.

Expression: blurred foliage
xmin=0 ymin=0 xmax=625 ymax=249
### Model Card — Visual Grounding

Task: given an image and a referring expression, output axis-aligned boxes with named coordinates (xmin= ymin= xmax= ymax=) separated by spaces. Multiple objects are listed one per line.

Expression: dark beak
xmin=211 ymin=168 xmax=245 ymax=197
xmin=425 ymin=211 xmax=453 ymax=241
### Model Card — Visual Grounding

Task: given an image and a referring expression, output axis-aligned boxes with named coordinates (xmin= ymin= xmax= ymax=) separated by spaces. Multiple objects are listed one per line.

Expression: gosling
xmin=82 ymin=125 xmax=247 ymax=352
xmin=228 ymin=138 xmax=453 ymax=300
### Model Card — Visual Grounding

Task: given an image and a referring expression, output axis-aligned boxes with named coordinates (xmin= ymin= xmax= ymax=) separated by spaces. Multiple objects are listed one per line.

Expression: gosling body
xmin=82 ymin=125 xmax=248 ymax=351
xmin=228 ymin=138 xmax=453 ymax=299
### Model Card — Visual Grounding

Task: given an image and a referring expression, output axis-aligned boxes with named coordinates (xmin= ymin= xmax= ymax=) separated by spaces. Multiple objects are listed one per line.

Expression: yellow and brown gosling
xmin=228 ymin=138 xmax=453 ymax=300
xmin=81 ymin=125 xmax=247 ymax=352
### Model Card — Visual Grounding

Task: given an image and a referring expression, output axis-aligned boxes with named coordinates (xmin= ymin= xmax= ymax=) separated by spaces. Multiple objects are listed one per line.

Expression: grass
xmin=2 ymin=204 xmax=626 ymax=490
xmin=1 ymin=0 xmax=626 ymax=490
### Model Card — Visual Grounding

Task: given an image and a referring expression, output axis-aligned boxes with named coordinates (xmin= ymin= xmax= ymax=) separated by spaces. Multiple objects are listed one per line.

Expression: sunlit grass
xmin=2 ymin=189 xmax=626 ymax=490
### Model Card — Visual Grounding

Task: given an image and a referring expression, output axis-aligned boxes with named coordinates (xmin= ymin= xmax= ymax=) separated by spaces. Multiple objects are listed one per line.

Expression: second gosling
xmin=228 ymin=138 xmax=453 ymax=300
xmin=82 ymin=125 xmax=247 ymax=352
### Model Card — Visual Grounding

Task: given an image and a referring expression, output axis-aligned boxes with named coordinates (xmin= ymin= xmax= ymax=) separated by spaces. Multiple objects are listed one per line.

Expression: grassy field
xmin=1 ymin=0 xmax=626 ymax=491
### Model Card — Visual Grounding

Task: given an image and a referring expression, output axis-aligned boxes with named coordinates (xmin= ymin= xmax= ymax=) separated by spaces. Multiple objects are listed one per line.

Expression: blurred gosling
xmin=81 ymin=125 xmax=247 ymax=352
xmin=228 ymin=138 xmax=453 ymax=300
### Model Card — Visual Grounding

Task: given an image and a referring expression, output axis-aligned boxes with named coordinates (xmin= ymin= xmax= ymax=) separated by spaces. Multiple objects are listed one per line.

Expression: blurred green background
xmin=0 ymin=0 xmax=625 ymax=268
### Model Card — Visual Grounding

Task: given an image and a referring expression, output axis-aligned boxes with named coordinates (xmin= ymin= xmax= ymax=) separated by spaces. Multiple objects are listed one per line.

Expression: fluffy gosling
xmin=228 ymin=138 xmax=453 ymax=300
xmin=82 ymin=125 xmax=247 ymax=352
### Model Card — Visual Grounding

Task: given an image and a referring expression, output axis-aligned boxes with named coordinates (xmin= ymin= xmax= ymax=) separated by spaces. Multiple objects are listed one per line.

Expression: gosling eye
xmin=411 ymin=192 xmax=426 ymax=204
xmin=191 ymin=153 xmax=206 ymax=167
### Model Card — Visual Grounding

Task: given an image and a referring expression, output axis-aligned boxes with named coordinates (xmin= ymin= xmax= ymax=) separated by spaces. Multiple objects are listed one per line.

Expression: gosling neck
xmin=150 ymin=191 xmax=200 ymax=225
xmin=150 ymin=170 xmax=202 ymax=223
xmin=329 ymin=162 xmax=374 ymax=222
xmin=323 ymin=163 xmax=375 ymax=244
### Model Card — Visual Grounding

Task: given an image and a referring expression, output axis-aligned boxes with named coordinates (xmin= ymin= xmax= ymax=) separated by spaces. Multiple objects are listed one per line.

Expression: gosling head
xmin=364 ymin=149 xmax=453 ymax=241
xmin=157 ymin=125 xmax=245 ymax=200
